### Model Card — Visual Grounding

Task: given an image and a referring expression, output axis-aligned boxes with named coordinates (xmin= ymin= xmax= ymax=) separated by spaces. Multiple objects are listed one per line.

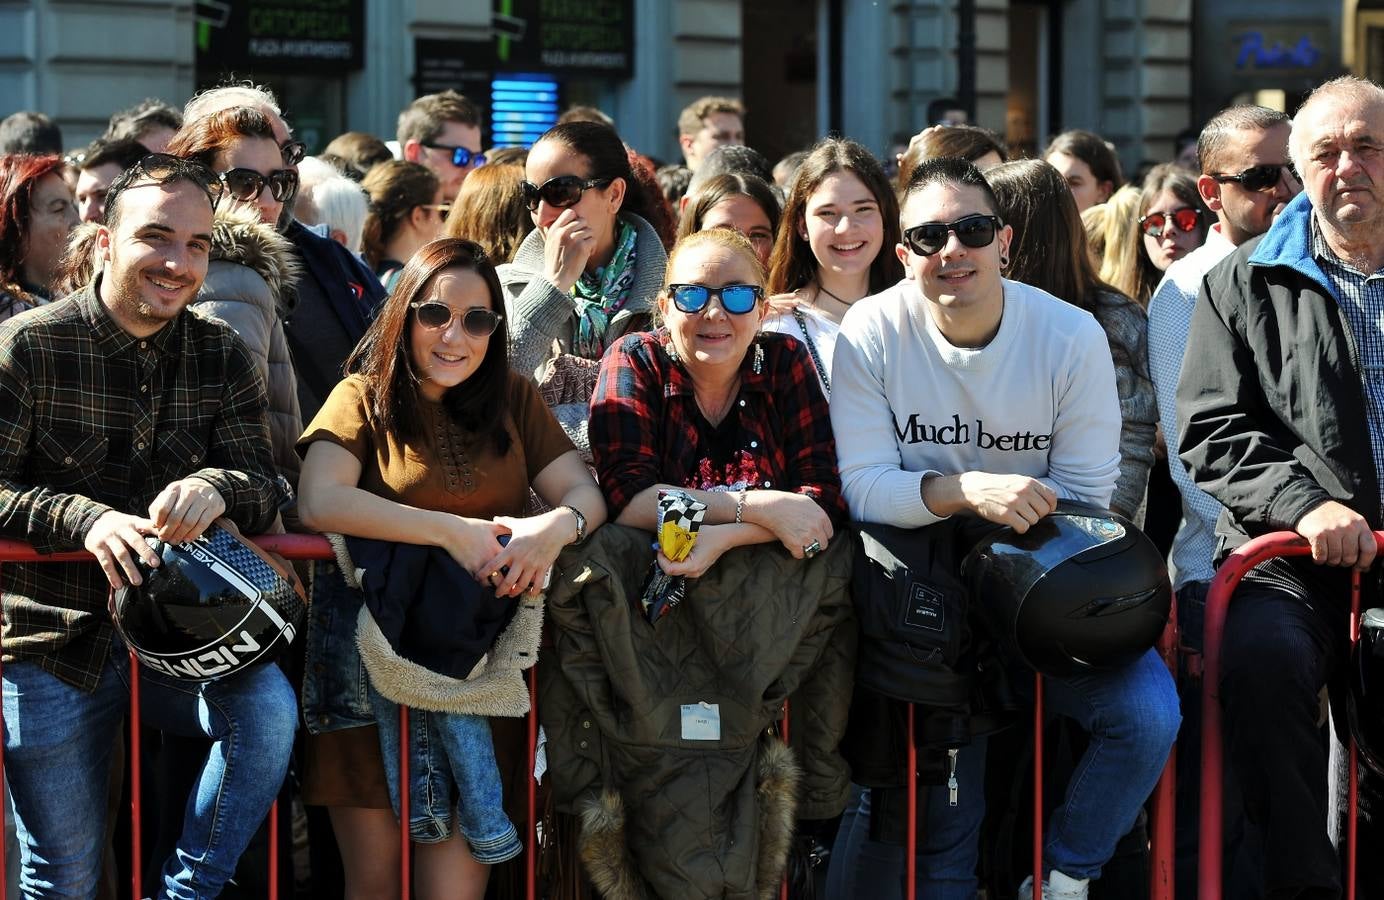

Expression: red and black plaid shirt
xmin=589 ymin=329 xmax=845 ymax=520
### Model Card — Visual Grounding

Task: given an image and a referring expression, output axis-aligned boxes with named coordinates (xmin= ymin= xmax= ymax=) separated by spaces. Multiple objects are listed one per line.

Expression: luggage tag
xmin=680 ymin=701 xmax=721 ymax=740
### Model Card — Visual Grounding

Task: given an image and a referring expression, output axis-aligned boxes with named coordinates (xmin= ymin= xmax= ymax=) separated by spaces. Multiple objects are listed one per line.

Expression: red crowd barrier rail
xmin=1199 ymin=531 xmax=1382 ymax=900
xmin=903 ymin=608 xmax=1179 ymax=900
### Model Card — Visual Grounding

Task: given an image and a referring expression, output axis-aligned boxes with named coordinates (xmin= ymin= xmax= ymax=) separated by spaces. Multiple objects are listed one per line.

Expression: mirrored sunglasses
xmin=1138 ymin=206 xmax=1200 ymax=239
xmin=519 ymin=175 xmax=614 ymax=212
xmin=902 ymin=214 xmax=1000 ymax=257
xmin=218 ymin=167 xmax=299 ymax=203
xmin=409 ymin=301 xmax=504 ymax=337
xmin=668 ymin=283 xmax=764 ymax=315
xmin=422 ymin=142 xmax=486 ymax=169
xmin=1211 ymin=163 xmax=1299 ymax=193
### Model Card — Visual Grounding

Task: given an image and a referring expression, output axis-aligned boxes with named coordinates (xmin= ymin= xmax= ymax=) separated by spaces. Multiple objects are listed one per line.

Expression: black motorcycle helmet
xmin=110 ymin=518 xmax=306 ymax=681
xmin=1349 ymin=607 xmax=1384 ymax=777
xmin=960 ymin=501 xmax=1170 ymax=677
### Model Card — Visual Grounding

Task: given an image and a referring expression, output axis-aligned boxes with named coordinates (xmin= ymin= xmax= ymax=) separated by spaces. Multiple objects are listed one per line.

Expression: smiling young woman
xmin=296 ymin=237 xmax=604 ymax=900
xmin=762 ymin=137 xmax=902 ymax=393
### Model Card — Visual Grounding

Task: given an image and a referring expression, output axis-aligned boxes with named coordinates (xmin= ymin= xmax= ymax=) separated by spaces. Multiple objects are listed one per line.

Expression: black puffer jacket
xmin=1177 ymin=190 xmax=1378 ymax=603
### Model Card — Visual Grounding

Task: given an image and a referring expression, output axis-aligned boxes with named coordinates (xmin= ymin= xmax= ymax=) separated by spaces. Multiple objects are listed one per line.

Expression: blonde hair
xmin=1083 ymin=185 xmax=1151 ymax=304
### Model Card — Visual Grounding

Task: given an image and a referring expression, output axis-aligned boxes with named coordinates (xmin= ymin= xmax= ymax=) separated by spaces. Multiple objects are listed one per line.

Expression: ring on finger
xmin=803 ymin=539 xmax=822 ymax=558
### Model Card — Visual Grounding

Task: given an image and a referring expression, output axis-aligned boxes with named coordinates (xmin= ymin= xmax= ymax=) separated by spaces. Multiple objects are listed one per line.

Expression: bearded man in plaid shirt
xmin=0 ymin=155 xmax=296 ymax=899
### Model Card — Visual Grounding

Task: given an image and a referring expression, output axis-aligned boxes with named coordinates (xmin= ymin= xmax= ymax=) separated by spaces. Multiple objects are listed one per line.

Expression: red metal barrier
xmin=900 ymin=609 xmax=1179 ymax=900
xmin=1199 ymin=531 xmax=1380 ymax=900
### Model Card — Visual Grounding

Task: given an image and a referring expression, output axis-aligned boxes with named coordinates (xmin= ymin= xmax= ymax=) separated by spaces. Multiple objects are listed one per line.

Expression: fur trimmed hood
xmin=328 ymin=533 xmax=543 ymax=717
xmin=208 ymin=205 xmax=302 ymax=313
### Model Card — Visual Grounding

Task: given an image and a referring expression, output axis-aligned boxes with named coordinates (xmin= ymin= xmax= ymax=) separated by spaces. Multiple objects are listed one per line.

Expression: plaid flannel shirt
xmin=0 ymin=279 xmax=283 ymax=690
xmin=589 ymin=329 xmax=846 ymax=521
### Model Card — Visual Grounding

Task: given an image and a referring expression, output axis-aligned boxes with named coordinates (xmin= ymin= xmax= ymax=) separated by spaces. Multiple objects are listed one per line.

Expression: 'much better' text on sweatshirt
xmin=830 ymin=277 xmax=1122 ymax=528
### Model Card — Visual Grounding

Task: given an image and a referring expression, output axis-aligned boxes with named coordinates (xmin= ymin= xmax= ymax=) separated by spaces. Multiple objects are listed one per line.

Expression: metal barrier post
xmin=526 ymin=667 xmax=538 ymax=900
xmin=1198 ymin=531 xmax=1378 ymax=900
xmin=905 ymin=702 xmax=917 ymax=899
xmin=1033 ymin=674 xmax=1044 ymax=900
xmin=0 ymin=534 xmax=334 ymax=900
xmin=1149 ymin=600 xmax=1180 ymax=900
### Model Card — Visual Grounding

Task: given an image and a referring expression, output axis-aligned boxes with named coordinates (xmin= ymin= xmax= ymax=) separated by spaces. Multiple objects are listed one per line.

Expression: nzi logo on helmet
xmin=134 ymin=623 xmax=297 ymax=680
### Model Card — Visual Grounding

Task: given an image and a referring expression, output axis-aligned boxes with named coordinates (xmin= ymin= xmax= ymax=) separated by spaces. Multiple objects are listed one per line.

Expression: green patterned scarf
xmin=572 ymin=219 xmax=638 ymax=359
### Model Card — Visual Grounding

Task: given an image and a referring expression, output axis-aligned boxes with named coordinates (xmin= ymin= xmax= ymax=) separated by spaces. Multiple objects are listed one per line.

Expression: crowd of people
xmin=0 ymin=71 xmax=1375 ymax=900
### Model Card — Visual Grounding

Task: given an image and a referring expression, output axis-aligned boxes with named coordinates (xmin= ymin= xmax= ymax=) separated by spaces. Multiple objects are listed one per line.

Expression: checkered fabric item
xmin=1311 ymin=216 xmax=1384 ymax=511
xmin=0 ymin=281 xmax=282 ymax=690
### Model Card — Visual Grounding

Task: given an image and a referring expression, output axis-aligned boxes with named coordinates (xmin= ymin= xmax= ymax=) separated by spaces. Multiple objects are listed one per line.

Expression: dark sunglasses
xmin=131 ymin=154 xmax=224 ymax=206
xmin=668 ymin=283 xmax=764 ymax=315
xmin=1138 ymin=206 xmax=1201 ymax=239
xmin=422 ymin=142 xmax=486 ymax=169
xmin=520 ymin=175 xmax=614 ymax=212
xmin=1211 ymin=162 xmax=1299 ymax=193
xmin=279 ymin=139 xmax=307 ymax=167
xmin=902 ymin=214 xmax=1001 ymax=257
xmin=409 ymin=301 xmax=504 ymax=337
xmin=218 ymin=167 xmax=300 ymax=203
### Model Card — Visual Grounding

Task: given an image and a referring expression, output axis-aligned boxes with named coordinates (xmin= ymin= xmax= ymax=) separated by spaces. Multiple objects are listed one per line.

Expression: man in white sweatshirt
xmin=829 ymin=157 xmax=1179 ymax=900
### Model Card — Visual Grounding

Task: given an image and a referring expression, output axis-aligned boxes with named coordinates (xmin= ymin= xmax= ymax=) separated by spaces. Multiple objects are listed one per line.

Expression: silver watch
xmin=562 ymin=504 xmax=587 ymax=544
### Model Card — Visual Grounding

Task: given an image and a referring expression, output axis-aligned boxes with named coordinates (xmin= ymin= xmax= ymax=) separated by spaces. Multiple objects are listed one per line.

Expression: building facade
xmin=0 ymin=0 xmax=1356 ymax=175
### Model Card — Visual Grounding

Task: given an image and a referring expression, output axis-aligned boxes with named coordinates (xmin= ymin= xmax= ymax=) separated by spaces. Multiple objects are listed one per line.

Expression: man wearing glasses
xmin=0 ymin=156 xmax=295 ymax=897
xmin=1179 ymin=76 xmax=1384 ymax=899
xmin=398 ymin=89 xmax=486 ymax=201
xmin=1146 ymin=103 xmax=1298 ymax=899
xmin=830 ymin=158 xmax=1178 ymax=900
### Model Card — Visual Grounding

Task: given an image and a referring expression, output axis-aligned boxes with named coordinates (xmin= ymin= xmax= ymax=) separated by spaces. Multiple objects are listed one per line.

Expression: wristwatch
xmin=561 ymin=504 xmax=587 ymax=544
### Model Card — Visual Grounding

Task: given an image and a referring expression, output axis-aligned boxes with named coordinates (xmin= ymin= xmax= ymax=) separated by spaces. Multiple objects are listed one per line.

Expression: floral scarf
xmin=572 ymin=219 xmax=638 ymax=359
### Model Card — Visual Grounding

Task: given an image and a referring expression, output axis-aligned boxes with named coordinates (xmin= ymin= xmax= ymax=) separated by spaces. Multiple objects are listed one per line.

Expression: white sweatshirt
xmin=830 ymin=277 xmax=1122 ymax=527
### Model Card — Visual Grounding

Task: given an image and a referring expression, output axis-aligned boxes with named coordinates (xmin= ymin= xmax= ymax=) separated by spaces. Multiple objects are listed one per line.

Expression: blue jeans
xmin=2 ymin=644 xmax=297 ymax=899
xmin=301 ymin=560 xmax=375 ymax=734
xmin=369 ymin=687 xmax=521 ymax=864
xmin=830 ymin=647 xmax=1179 ymax=896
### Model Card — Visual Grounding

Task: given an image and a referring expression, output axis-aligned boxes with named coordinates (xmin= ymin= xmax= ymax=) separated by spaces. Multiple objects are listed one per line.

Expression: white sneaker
xmin=1017 ymin=869 xmax=1090 ymax=900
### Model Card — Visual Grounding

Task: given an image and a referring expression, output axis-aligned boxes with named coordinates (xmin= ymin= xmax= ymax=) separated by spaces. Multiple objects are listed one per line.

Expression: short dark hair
xmin=1196 ymin=105 xmax=1291 ymax=175
xmin=557 ymin=105 xmax=615 ymax=129
xmin=0 ymin=112 xmax=63 ymax=156
xmin=686 ymin=144 xmax=773 ymax=195
xmin=103 ymin=155 xmax=219 ymax=229
xmin=104 ymin=99 xmax=183 ymax=148
xmin=896 ymin=125 xmax=1008 ymax=192
xmin=80 ymin=138 xmax=148 ymax=174
xmin=322 ymin=131 xmax=394 ymax=180
xmin=901 ymin=156 xmax=1002 ymax=218
xmin=397 ymin=91 xmax=483 ymax=145
xmin=926 ymin=97 xmax=967 ymax=124
xmin=1044 ymin=130 xmax=1124 ymax=192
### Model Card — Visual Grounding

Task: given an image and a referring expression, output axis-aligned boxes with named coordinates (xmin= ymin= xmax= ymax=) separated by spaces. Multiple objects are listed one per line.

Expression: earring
xmin=752 ymin=340 xmax=764 ymax=375
xmin=1000 ymin=254 xmax=1010 ymax=268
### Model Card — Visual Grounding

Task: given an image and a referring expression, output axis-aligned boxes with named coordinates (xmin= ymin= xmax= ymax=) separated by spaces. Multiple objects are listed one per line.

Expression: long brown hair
xmin=444 ymin=161 xmax=533 ymax=264
xmin=360 ymin=160 xmax=439 ymax=270
xmin=346 ymin=238 xmax=512 ymax=454
xmin=766 ymin=137 xmax=902 ymax=295
xmin=986 ymin=159 xmax=1110 ymax=312
xmin=676 ymin=172 xmax=781 ymax=242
